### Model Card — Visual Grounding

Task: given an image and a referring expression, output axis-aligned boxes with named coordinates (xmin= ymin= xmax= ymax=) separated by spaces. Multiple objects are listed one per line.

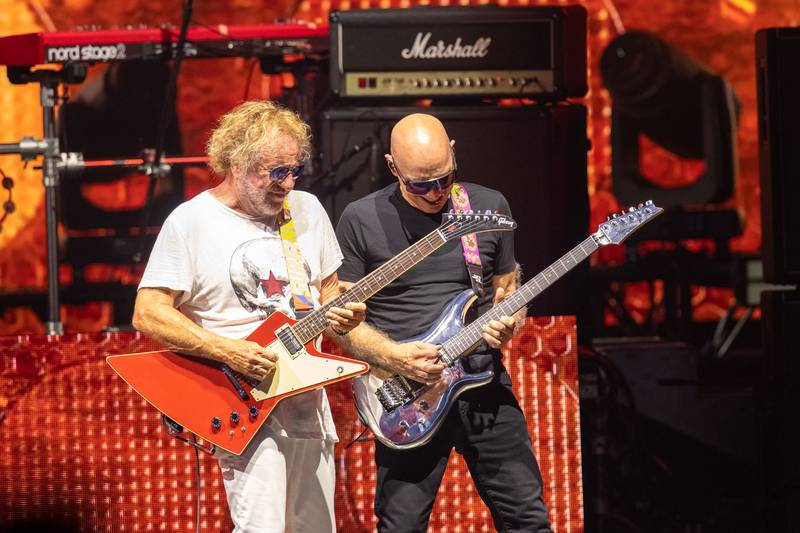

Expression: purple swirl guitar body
xmin=353 ymin=289 xmax=492 ymax=450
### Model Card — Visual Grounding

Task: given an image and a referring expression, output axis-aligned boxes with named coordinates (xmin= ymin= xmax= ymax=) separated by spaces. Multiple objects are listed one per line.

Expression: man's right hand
xmin=391 ymin=341 xmax=446 ymax=384
xmin=223 ymin=338 xmax=279 ymax=381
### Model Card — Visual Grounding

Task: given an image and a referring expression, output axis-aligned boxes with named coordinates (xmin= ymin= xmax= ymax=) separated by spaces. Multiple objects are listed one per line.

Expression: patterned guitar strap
xmin=278 ymin=196 xmax=315 ymax=318
xmin=450 ymin=183 xmax=484 ymax=297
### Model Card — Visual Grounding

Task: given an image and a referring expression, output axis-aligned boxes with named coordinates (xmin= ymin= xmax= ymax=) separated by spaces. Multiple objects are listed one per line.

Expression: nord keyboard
xmin=330 ymin=6 xmax=587 ymax=99
xmin=0 ymin=23 xmax=328 ymax=67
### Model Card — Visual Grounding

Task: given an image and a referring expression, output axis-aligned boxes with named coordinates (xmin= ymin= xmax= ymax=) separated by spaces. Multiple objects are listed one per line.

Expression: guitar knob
xmin=230 ymin=411 xmax=240 ymax=425
xmin=248 ymin=406 xmax=258 ymax=420
xmin=211 ymin=417 xmax=222 ymax=431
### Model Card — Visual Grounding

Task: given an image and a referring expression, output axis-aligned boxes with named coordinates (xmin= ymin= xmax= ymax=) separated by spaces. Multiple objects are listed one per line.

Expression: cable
xmin=242 ymin=58 xmax=259 ymax=101
xmin=160 ymin=417 xmax=211 ymax=532
xmin=134 ymin=0 xmax=194 ymax=263
xmin=192 ymin=435 xmax=202 ymax=533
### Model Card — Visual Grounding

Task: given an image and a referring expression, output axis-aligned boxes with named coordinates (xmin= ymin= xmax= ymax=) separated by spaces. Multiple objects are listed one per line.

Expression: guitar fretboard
xmin=441 ymin=235 xmax=599 ymax=358
xmin=290 ymin=230 xmax=446 ymax=344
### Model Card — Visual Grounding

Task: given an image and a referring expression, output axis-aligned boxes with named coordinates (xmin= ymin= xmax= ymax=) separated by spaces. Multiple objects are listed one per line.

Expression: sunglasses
xmin=256 ymin=164 xmax=305 ymax=183
xmin=392 ymin=148 xmax=458 ymax=196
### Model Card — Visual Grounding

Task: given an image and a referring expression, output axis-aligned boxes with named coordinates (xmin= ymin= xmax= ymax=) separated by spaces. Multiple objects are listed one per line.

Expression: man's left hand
xmin=326 ymin=302 xmax=367 ymax=335
xmin=481 ymin=286 xmax=517 ymax=349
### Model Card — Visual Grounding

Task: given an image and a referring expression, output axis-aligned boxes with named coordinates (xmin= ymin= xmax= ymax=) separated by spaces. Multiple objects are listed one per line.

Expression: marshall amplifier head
xmin=329 ymin=5 xmax=587 ymax=100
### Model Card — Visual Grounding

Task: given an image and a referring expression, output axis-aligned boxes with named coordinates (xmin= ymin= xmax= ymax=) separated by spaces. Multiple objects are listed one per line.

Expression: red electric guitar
xmin=107 ymin=210 xmax=516 ymax=455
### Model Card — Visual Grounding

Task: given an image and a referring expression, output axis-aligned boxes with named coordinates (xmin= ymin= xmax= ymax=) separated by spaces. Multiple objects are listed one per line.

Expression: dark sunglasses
xmin=257 ymin=164 xmax=305 ymax=183
xmin=392 ymin=148 xmax=458 ymax=196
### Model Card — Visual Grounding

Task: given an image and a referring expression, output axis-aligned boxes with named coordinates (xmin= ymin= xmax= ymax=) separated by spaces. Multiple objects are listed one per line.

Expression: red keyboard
xmin=0 ymin=23 xmax=329 ymax=67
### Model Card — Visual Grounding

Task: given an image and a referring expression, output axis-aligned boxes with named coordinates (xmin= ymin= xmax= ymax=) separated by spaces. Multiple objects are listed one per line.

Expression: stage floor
xmin=0 ymin=317 xmax=582 ymax=532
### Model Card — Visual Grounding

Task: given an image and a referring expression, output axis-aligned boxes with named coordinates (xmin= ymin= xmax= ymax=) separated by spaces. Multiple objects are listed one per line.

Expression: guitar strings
xmin=291 ymin=215 xmax=499 ymax=342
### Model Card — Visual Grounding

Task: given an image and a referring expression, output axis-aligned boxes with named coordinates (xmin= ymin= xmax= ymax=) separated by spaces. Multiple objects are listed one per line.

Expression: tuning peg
xmin=646 ymin=200 xmax=653 ymax=205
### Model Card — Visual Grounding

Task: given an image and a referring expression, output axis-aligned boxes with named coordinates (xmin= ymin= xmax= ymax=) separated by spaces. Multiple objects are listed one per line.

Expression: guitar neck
xmin=291 ymin=229 xmax=447 ymax=344
xmin=442 ymin=234 xmax=600 ymax=357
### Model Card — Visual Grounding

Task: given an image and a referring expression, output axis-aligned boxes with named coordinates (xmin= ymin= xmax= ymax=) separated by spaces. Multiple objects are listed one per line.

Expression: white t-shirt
xmin=139 ymin=189 xmax=343 ymax=442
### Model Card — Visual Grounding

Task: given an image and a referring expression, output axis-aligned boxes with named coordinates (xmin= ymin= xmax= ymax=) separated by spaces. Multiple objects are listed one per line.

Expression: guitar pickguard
xmin=251 ymin=337 xmax=367 ymax=401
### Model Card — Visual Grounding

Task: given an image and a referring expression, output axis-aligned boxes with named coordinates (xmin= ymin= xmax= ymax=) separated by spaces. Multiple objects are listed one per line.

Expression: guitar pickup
xmin=275 ymin=324 xmax=303 ymax=357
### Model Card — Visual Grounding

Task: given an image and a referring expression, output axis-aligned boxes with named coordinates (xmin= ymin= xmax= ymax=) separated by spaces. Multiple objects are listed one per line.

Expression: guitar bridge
xmin=375 ymin=375 xmax=414 ymax=412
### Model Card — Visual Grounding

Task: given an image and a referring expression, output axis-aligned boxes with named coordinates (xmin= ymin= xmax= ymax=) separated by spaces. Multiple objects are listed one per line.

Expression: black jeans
xmin=374 ymin=366 xmax=553 ymax=533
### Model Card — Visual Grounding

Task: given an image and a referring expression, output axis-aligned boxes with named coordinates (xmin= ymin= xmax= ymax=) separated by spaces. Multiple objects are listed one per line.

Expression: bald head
xmin=387 ymin=113 xmax=456 ymax=213
xmin=389 ymin=113 xmax=452 ymax=178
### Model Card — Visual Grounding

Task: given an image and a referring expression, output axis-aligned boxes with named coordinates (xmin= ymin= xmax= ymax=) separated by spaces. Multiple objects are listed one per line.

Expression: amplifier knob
xmin=464 ymin=78 xmax=472 ymax=87
xmin=475 ymin=78 xmax=484 ymax=87
xmin=431 ymin=79 xmax=440 ymax=88
xmin=454 ymin=79 xmax=463 ymax=87
xmin=508 ymin=78 xmax=517 ymax=86
xmin=412 ymin=79 xmax=420 ymax=88
xmin=420 ymin=79 xmax=429 ymax=88
xmin=488 ymin=78 xmax=497 ymax=87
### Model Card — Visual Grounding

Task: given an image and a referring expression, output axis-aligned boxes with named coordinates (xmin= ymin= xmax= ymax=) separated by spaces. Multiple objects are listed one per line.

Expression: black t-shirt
xmin=336 ymin=182 xmax=516 ymax=369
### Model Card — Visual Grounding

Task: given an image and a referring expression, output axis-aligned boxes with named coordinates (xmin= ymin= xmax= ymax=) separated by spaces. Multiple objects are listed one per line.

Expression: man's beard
xmin=238 ymin=178 xmax=284 ymax=218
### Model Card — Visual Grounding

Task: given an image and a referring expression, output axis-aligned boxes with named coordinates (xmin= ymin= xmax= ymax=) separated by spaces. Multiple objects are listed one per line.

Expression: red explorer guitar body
xmin=107 ymin=312 xmax=367 ymax=456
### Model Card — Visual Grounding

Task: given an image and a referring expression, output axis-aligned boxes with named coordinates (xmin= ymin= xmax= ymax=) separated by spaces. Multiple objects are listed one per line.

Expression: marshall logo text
xmin=400 ymin=32 xmax=491 ymax=60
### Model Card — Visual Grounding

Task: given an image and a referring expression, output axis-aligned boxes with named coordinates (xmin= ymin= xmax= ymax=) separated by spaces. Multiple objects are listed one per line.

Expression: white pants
xmin=218 ymin=428 xmax=336 ymax=533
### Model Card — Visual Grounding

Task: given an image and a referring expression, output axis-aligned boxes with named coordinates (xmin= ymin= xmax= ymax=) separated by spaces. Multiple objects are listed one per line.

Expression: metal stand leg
xmin=41 ymin=81 xmax=63 ymax=335
xmin=2 ymin=64 xmax=86 ymax=334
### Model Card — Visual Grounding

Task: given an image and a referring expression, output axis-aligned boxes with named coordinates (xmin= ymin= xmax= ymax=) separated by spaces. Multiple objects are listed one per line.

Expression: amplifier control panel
xmin=343 ymin=70 xmax=554 ymax=97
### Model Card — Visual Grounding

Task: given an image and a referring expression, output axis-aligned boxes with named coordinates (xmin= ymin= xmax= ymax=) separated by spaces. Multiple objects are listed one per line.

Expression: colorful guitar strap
xmin=278 ymin=195 xmax=315 ymax=317
xmin=450 ymin=183 xmax=484 ymax=297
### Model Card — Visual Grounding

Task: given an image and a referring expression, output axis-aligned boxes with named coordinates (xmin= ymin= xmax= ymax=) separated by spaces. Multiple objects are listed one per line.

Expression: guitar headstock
xmin=596 ymin=200 xmax=663 ymax=245
xmin=440 ymin=210 xmax=517 ymax=240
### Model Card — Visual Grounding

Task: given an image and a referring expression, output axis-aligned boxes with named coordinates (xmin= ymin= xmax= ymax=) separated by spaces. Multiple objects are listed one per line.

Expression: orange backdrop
xmin=0 ymin=0 xmax=795 ymax=332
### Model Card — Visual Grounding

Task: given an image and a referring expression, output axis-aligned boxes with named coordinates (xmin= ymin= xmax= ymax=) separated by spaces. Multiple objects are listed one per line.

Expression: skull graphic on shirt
xmin=229 ymin=237 xmax=310 ymax=318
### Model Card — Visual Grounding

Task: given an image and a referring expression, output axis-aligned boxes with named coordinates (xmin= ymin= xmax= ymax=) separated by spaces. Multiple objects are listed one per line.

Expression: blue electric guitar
xmin=354 ymin=201 xmax=663 ymax=450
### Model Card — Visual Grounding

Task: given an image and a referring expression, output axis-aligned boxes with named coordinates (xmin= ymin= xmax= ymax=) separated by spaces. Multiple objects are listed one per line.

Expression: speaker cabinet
xmin=756 ymin=28 xmax=800 ymax=283
xmin=309 ymin=104 xmax=590 ymax=319
xmin=759 ymin=289 xmax=800 ymax=533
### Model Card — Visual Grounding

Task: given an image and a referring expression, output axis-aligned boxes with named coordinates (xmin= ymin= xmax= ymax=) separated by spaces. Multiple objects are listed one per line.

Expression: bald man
xmin=335 ymin=114 xmax=553 ymax=532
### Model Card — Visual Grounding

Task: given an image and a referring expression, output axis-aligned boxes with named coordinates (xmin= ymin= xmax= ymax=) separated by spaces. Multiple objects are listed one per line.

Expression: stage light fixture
xmin=600 ymin=31 xmax=740 ymax=208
